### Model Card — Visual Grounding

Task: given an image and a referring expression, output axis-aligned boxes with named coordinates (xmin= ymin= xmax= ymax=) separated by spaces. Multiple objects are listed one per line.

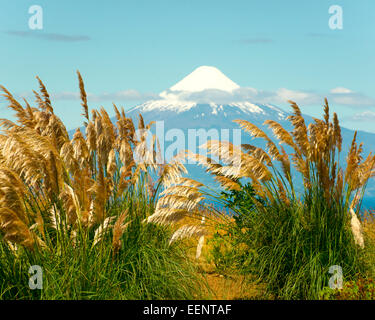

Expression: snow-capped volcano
xmin=128 ymin=65 xmax=287 ymax=119
xmin=125 ymin=65 xmax=292 ymax=191
xmin=121 ymin=66 xmax=375 ymax=208
xmin=71 ymin=65 xmax=375 ymax=208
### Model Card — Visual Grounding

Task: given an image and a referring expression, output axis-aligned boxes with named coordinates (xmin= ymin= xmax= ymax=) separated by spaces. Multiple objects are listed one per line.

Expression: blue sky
xmin=0 ymin=0 xmax=374 ymax=131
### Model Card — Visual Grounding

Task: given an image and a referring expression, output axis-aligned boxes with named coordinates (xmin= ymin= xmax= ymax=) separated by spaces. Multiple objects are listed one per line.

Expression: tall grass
xmin=151 ymin=99 xmax=375 ymax=299
xmin=0 ymin=73 xmax=206 ymax=300
xmin=0 ymin=212 xmax=203 ymax=300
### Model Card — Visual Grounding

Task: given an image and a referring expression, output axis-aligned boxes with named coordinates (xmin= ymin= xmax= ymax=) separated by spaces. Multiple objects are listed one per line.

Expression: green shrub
xmin=320 ymin=277 xmax=375 ymax=300
xmin=206 ymin=183 xmax=256 ymax=274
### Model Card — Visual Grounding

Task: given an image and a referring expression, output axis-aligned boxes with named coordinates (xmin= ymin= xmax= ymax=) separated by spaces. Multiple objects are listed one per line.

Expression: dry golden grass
xmin=0 ymin=72 xmax=188 ymax=255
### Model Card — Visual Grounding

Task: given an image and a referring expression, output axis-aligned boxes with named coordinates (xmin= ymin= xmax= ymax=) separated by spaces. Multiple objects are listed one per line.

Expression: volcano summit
xmin=127 ymin=66 xmax=287 ymax=128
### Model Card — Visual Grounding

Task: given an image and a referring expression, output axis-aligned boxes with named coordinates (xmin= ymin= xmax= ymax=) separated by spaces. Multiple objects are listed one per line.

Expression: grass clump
xmin=151 ymin=99 xmax=375 ymax=299
xmin=0 ymin=73 xmax=206 ymax=300
xmin=0 ymin=216 xmax=203 ymax=300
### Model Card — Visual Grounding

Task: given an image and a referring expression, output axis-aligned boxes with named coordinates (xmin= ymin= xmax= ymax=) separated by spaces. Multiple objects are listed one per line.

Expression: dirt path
xmin=203 ymin=272 xmax=263 ymax=300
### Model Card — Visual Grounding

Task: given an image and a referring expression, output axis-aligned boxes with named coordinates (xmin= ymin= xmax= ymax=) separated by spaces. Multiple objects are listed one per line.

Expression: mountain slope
xmin=73 ymin=65 xmax=375 ymax=207
xmin=124 ymin=66 xmax=375 ymax=208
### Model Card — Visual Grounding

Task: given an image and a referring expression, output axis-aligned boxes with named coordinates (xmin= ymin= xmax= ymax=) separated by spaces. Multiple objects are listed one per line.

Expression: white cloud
xmin=275 ymin=88 xmax=320 ymax=105
xmin=10 ymin=86 xmax=375 ymax=109
xmin=170 ymin=87 xmax=375 ymax=108
xmin=330 ymin=87 xmax=353 ymax=94
xmin=351 ymin=111 xmax=375 ymax=122
xmin=52 ymin=92 xmax=80 ymax=100
xmin=15 ymin=90 xmax=159 ymax=102
xmin=330 ymin=92 xmax=375 ymax=107
xmin=91 ymin=90 xmax=159 ymax=101
xmin=158 ymin=87 xmax=341 ymax=107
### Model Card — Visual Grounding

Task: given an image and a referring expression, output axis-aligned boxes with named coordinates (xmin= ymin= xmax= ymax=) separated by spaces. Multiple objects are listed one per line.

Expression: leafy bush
xmin=206 ymin=183 xmax=256 ymax=273
xmin=320 ymin=277 xmax=375 ymax=300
